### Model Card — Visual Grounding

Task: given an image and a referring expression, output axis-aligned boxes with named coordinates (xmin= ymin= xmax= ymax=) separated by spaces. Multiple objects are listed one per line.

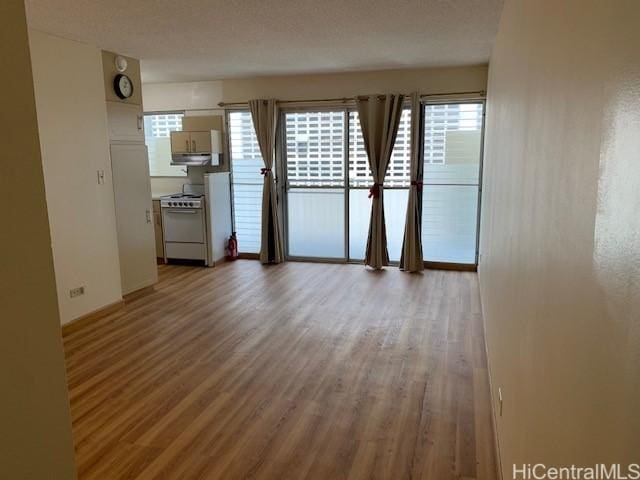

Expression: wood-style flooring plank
xmin=63 ymin=260 xmax=497 ymax=479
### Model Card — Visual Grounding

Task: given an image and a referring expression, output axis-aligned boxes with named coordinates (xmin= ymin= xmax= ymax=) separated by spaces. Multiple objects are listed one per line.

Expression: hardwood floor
xmin=63 ymin=260 xmax=497 ymax=479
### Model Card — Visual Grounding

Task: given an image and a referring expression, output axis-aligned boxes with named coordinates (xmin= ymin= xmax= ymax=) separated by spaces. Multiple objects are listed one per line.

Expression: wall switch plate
xmin=70 ymin=286 xmax=85 ymax=298
xmin=498 ymin=387 xmax=503 ymax=417
xmin=97 ymin=170 xmax=105 ymax=185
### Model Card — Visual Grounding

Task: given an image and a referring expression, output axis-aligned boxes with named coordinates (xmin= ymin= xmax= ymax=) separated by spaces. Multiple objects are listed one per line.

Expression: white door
xmin=110 ymin=143 xmax=158 ymax=294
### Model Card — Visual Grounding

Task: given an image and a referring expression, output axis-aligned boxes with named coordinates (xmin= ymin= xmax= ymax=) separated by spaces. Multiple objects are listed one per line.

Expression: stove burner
xmin=160 ymin=193 xmax=204 ymax=209
xmin=167 ymin=194 xmax=202 ymax=199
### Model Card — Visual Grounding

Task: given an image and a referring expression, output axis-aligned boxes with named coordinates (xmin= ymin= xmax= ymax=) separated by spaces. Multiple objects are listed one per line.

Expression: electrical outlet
xmin=498 ymin=387 xmax=503 ymax=417
xmin=70 ymin=286 xmax=85 ymax=298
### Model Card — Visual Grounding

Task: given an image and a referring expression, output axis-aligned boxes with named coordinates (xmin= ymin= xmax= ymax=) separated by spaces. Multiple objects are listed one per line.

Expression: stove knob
xmin=188 ymin=202 xmax=194 ymax=207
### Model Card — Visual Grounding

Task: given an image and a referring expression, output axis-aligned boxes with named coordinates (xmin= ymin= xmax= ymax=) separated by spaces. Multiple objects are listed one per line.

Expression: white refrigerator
xmin=204 ymin=172 xmax=232 ymax=266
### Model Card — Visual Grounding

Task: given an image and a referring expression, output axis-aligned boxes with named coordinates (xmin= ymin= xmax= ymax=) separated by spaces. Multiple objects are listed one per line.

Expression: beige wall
xmin=102 ymin=50 xmax=143 ymax=105
xmin=143 ymin=65 xmax=488 ymax=195
xmin=0 ymin=1 xmax=76 ymax=477
xmin=143 ymin=80 xmax=223 ymax=111
xmin=143 ymin=65 xmax=487 ymax=110
xmin=218 ymin=65 xmax=487 ymax=103
xmin=480 ymin=0 xmax=640 ymax=476
xmin=30 ymin=30 xmax=123 ymax=324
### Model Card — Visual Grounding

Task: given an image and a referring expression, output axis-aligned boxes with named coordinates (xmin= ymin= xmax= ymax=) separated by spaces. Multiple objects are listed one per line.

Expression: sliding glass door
xmin=284 ymin=110 xmax=346 ymax=260
xmin=422 ymin=102 xmax=484 ymax=264
xmin=232 ymin=101 xmax=485 ymax=266
xmin=282 ymin=108 xmax=413 ymax=263
xmin=228 ymin=111 xmax=263 ymax=254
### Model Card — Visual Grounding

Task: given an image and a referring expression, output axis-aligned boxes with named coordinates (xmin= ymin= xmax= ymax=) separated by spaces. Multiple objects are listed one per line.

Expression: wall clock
xmin=113 ymin=74 xmax=134 ymax=99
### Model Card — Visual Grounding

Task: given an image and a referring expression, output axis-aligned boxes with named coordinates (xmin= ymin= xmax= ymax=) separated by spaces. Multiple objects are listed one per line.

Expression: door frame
xmin=420 ymin=98 xmax=487 ymax=267
xmin=278 ymin=105 xmax=414 ymax=265
xmin=279 ymin=106 xmax=350 ymax=263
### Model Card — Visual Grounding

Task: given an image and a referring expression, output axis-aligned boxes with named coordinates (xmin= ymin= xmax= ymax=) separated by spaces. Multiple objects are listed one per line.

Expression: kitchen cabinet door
xmin=189 ymin=131 xmax=212 ymax=153
xmin=110 ymin=143 xmax=158 ymax=294
xmin=170 ymin=131 xmax=191 ymax=154
xmin=106 ymin=102 xmax=144 ymax=142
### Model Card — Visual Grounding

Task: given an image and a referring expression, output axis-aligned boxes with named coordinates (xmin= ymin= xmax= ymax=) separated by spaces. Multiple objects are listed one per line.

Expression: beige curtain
xmin=356 ymin=94 xmax=405 ymax=269
xmin=249 ymin=99 xmax=284 ymax=264
xmin=400 ymin=93 xmax=425 ymax=272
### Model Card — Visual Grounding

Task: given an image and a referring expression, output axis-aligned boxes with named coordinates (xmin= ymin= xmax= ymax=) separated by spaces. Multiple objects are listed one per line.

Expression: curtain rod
xmin=217 ymin=90 xmax=485 ymax=108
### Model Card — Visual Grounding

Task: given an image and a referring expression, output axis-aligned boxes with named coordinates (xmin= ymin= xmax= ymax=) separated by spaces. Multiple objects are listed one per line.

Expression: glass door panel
xmin=347 ymin=109 xmax=411 ymax=263
xmin=422 ymin=185 xmax=478 ymax=263
xmin=385 ymin=189 xmax=409 ymax=262
xmin=288 ymin=189 xmax=345 ymax=258
xmin=229 ymin=111 xmax=263 ymax=254
xmin=422 ymin=102 xmax=483 ymax=264
xmin=284 ymin=110 xmax=346 ymax=259
xmin=349 ymin=189 xmax=408 ymax=262
xmin=348 ymin=189 xmax=369 ymax=260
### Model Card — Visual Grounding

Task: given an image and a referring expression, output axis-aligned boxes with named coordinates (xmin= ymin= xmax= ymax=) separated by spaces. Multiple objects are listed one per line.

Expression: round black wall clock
xmin=113 ymin=74 xmax=134 ymax=99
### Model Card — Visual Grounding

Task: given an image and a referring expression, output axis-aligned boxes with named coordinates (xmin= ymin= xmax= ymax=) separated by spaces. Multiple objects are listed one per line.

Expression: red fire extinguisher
xmin=227 ymin=232 xmax=238 ymax=261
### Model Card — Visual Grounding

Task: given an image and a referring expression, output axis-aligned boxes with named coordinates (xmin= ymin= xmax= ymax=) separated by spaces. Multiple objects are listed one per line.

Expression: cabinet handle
xmin=192 ymin=139 xmax=196 ymax=152
xmin=185 ymin=139 xmax=190 ymax=152
xmin=166 ymin=209 xmax=197 ymax=214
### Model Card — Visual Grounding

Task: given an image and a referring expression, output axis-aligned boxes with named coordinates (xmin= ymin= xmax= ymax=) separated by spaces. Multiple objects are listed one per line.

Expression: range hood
xmin=170 ymin=130 xmax=221 ymax=167
xmin=171 ymin=153 xmax=216 ymax=166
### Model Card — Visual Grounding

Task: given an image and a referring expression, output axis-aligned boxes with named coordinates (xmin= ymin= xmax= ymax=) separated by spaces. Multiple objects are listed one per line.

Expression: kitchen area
xmin=150 ymin=115 xmax=231 ymax=268
xmin=106 ymin=53 xmax=233 ymax=300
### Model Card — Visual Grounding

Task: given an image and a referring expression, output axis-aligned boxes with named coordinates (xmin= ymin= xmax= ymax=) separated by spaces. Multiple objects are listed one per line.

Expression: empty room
xmin=1 ymin=0 xmax=639 ymax=479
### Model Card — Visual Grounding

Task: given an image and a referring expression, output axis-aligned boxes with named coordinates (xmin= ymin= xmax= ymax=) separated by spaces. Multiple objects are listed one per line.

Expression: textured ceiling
xmin=25 ymin=0 xmax=503 ymax=83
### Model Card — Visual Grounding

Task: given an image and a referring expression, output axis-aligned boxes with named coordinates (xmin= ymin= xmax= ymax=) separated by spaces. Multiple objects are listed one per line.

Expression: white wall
xmin=0 ymin=1 xmax=76 ymax=477
xmin=30 ymin=30 xmax=123 ymax=324
xmin=480 ymin=0 xmax=640 ymax=475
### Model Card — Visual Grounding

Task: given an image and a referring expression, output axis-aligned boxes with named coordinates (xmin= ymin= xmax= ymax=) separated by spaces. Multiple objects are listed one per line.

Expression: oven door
xmin=162 ymin=208 xmax=204 ymax=243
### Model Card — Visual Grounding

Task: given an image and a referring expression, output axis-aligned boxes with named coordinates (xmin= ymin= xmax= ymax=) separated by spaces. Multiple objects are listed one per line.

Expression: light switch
xmin=97 ymin=170 xmax=105 ymax=185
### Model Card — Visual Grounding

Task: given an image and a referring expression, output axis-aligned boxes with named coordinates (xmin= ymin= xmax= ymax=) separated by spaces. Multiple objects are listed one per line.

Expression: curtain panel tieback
xmin=410 ymin=180 xmax=423 ymax=191
xmin=260 ymin=168 xmax=272 ymax=175
xmin=368 ymin=183 xmax=383 ymax=199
